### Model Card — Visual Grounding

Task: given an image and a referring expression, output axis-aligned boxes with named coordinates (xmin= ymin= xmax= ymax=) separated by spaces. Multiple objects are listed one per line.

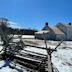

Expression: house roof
xmin=50 ymin=27 xmax=65 ymax=34
xmin=35 ymin=27 xmax=65 ymax=35
xmin=57 ymin=22 xmax=72 ymax=27
xmin=42 ymin=25 xmax=50 ymax=30
xmin=35 ymin=30 xmax=49 ymax=34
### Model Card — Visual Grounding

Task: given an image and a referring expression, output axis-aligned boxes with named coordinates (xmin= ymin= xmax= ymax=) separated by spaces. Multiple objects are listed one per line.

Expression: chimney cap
xmin=45 ymin=22 xmax=48 ymax=26
xmin=68 ymin=22 xmax=71 ymax=25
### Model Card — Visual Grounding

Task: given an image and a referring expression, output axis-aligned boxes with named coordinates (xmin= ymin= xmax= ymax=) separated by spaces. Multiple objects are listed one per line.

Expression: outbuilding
xmin=51 ymin=27 xmax=66 ymax=40
xmin=56 ymin=23 xmax=72 ymax=40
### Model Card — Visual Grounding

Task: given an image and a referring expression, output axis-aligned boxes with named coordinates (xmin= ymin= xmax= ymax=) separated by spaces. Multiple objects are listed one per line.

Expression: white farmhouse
xmin=56 ymin=23 xmax=72 ymax=40
xmin=35 ymin=22 xmax=72 ymax=41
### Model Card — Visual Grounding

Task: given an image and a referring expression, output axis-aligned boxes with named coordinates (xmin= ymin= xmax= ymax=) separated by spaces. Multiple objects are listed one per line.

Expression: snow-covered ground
xmin=0 ymin=60 xmax=24 ymax=72
xmin=13 ymin=35 xmax=34 ymax=39
xmin=52 ymin=45 xmax=72 ymax=72
xmin=0 ymin=36 xmax=72 ymax=72
xmin=23 ymin=40 xmax=72 ymax=72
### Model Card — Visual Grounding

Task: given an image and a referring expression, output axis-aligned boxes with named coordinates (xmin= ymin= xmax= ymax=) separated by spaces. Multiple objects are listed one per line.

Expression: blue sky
xmin=0 ymin=0 xmax=72 ymax=30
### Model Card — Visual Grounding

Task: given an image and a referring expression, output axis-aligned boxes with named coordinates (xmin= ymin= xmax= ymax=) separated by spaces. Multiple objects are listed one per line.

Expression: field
xmin=0 ymin=35 xmax=72 ymax=72
xmin=23 ymin=38 xmax=72 ymax=72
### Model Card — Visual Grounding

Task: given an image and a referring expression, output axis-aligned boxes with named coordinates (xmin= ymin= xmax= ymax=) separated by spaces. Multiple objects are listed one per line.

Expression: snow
xmin=0 ymin=37 xmax=72 ymax=72
xmin=24 ymin=41 xmax=72 ymax=72
xmin=24 ymin=47 xmax=47 ymax=55
xmin=22 ymin=35 xmax=34 ymax=39
xmin=0 ymin=46 xmax=3 ymax=51
xmin=13 ymin=35 xmax=34 ymax=39
xmin=0 ymin=60 xmax=12 ymax=72
xmin=0 ymin=60 xmax=26 ymax=72
xmin=0 ymin=66 xmax=12 ymax=72
xmin=52 ymin=47 xmax=72 ymax=72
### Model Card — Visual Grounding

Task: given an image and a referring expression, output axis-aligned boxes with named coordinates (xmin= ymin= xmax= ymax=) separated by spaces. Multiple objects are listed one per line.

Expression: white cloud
xmin=8 ymin=21 xmax=23 ymax=29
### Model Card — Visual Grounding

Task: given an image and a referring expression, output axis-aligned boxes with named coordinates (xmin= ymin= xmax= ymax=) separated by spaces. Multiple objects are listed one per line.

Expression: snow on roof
xmin=35 ymin=30 xmax=49 ymax=34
